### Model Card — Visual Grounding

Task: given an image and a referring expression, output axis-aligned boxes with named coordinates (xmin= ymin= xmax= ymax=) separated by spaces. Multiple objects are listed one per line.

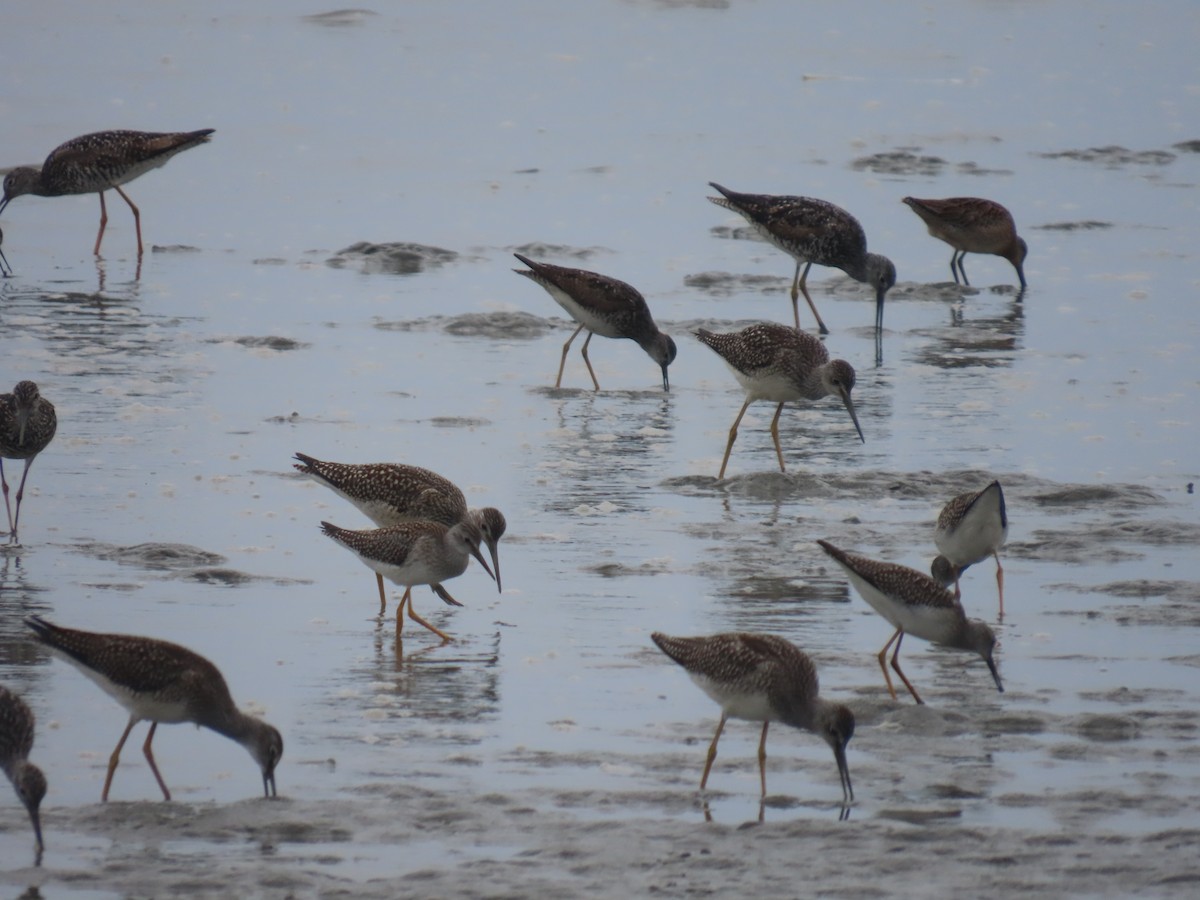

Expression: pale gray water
xmin=1 ymin=1 xmax=1199 ymax=896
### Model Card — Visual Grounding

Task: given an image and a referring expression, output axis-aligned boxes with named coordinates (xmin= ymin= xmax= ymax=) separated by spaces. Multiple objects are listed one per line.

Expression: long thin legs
xmin=93 ymin=186 xmax=145 ymax=257
xmin=768 ymin=402 xmax=787 ymax=473
xmin=876 ymin=628 xmax=924 ymax=705
xmin=555 ymin=324 xmax=589 ymax=389
xmin=791 ymin=261 xmax=829 ymax=335
xmin=395 ymin=586 xmax=452 ymax=642
xmin=718 ymin=399 xmax=752 ymax=479
xmin=699 ymin=712 xmax=728 ymax=789
xmin=103 ymin=718 xmax=171 ymax=801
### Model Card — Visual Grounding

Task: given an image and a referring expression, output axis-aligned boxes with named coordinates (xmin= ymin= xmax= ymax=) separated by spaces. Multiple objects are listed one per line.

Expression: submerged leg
xmin=0 ymin=459 xmax=14 ymax=535
xmin=10 ymin=459 xmax=36 ymax=538
xmin=141 ymin=721 xmax=172 ymax=801
xmin=718 ymin=399 xmax=753 ymax=479
xmin=103 ymin=717 xmax=138 ymax=801
xmin=700 ymin=713 xmax=728 ymax=790
xmin=555 ymin=324 xmax=586 ymax=388
xmin=795 ymin=262 xmax=829 ymax=335
xmin=956 ymin=250 xmax=971 ymax=287
xmin=756 ymin=721 xmax=770 ymax=798
xmin=93 ymin=191 xmax=109 ymax=256
xmin=394 ymin=587 xmax=412 ymax=634
xmin=113 ymin=184 xmax=143 ymax=257
xmin=889 ymin=631 xmax=924 ymax=705
xmin=376 ymin=572 xmax=388 ymax=615
xmin=768 ymin=402 xmax=787 ymax=473
xmin=579 ymin=331 xmax=601 ymax=391
xmin=994 ymin=551 xmax=1005 ymax=619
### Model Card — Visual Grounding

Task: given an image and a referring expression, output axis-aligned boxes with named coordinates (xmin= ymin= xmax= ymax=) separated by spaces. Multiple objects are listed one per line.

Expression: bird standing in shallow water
xmin=0 ymin=684 xmax=46 ymax=863
xmin=696 ymin=322 xmax=864 ymax=479
xmin=902 ymin=197 xmax=1027 ymax=290
xmin=817 ymin=540 xmax=1003 ymax=705
xmin=294 ymin=453 xmax=506 ymax=609
xmin=320 ymin=519 xmax=496 ymax=642
xmin=651 ymin=632 xmax=854 ymax=804
xmin=512 ymin=253 xmax=677 ymax=392
xmin=708 ymin=182 xmax=896 ymax=334
xmin=0 ymin=129 xmax=215 ymax=258
xmin=0 ymin=380 xmax=57 ymax=543
xmin=25 ymin=616 xmax=283 ymax=801
xmin=931 ymin=480 xmax=1009 ymax=618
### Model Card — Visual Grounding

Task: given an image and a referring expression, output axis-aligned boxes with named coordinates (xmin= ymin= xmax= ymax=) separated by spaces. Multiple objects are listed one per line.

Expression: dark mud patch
xmin=1030 ymin=484 xmax=1163 ymax=510
xmin=301 ymin=9 xmax=378 ymax=27
xmin=76 ymin=541 xmax=226 ymax=571
xmin=1037 ymin=146 xmax=1177 ymax=167
xmin=1034 ymin=220 xmax=1114 ymax=231
xmin=326 ymin=242 xmax=458 ymax=274
xmin=183 ymin=568 xmax=311 ymax=587
xmin=850 ymin=149 xmax=947 ymax=176
xmin=684 ymin=271 xmax=790 ymax=296
xmin=428 ymin=415 xmax=493 ymax=429
xmin=150 ymin=244 xmax=201 ymax=254
xmin=210 ymin=335 xmax=310 ymax=351
xmin=375 ymin=311 xmax=560 ymax=339
xmin=511 ymin=243 xmax=608 ymax=262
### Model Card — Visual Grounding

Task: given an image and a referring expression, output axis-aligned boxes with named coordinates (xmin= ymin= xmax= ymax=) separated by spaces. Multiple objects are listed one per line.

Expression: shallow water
xmin=2 ymin=0 xmax=1199 ymax=896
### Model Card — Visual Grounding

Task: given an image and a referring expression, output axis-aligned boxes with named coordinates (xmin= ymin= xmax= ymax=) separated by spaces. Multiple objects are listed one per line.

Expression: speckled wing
xmin=653 ymin=632 xmax=810 ymax=685
xmin=25 ymin=617 xmax=227 ymax=702
xmin=822 ymin=544 xmax=960 ymax=612
xmin=696 ymin=323 xmax=827 ymax=376
xmin=513 ymin=255 xmax=648 ymax=316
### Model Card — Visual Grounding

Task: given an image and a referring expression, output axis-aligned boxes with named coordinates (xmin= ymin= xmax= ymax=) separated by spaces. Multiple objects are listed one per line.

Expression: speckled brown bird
xmin=512 ymin=253 xmax=677 ymax=392
xmin=902 ymin=196 xmax=1027 ymax=289
xmin=696 ymin=322 xmax=864 ymax=478
xmin=25 ymin=615 xmax=283 ymax=802
xmin=931 ymin=480 xmax=1008 ymax=618
xmin=295 ymin=453 xmax=506 ymax=609
xmin=818 ymin=540 xmax=1003 ymax=705
xmin=0 ymin=380 xmax=57 ymax=543
xmin=0 ymin=129 xmax=215 ymax=257
xmin=0 ymin=684 xmax=46 ymax=863
xmin=320 ymin=520 xmax=496 ymax=642
xmin=708 ymin=182 xmax=896 ymax=334
xmin=651 ymin=632 xmax=854 ymax=803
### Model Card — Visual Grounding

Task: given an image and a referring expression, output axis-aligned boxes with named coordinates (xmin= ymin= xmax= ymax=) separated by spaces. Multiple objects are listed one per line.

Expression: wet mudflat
xmin=2 ymin=0 xmax=1199 ymax=897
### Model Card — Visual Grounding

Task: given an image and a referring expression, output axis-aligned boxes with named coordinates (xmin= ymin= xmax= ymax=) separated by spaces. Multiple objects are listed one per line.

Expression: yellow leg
xmin=876 ymin=628 xmax=901 ymax=701
xmin=405 ymin=589 xmax=452 ymax=642
xmin=113 ymin=184 xmax=143 ymax=257
xmin=556 ymin=323 xmax=585 ymax=388
xmin=103 ymin=718 xmax=138 ymax=802
xmin=376 ymin=572 xmax=388 ymax=615
xmin=718 ymin=399 xmax=753 ymax=479
xmin=94 ymin=191 xmax=109 ymax=256
xmin=579 ymin=330 xmax=601 ymax=391
xmin=889 ymin=631 xmax=925 ymax=705
xmin=142 ymin=721 xmax=172 ymax=801
xmin=768 ymin=402 xmax=787 ymax=473
xmin=794 ymin=261 xmax=829 ymax=335
xmin=700 ymin=713 xmax=728 ymax=790
xmin=395 ymin=587 xmax=412 ymax=634
xmin=756 ymin=721 xmax=770 ymax=798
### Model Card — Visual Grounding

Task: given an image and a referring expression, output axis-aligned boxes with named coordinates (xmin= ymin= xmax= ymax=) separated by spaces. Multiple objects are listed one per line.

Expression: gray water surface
xmin=2 ymin=1 xmax=1199 ymax=896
